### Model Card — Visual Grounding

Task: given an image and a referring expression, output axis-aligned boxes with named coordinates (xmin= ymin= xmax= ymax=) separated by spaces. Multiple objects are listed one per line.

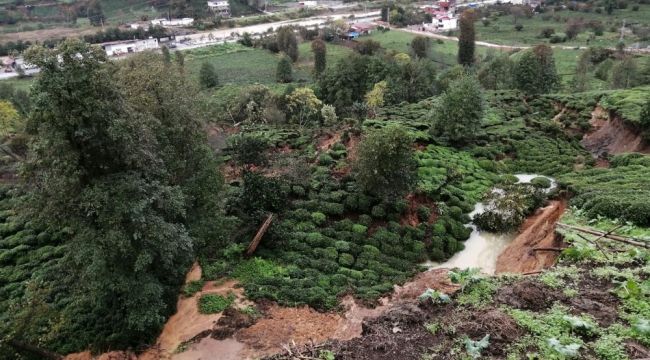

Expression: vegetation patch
xmin=198 ymin=293 xmax=236 ymax=314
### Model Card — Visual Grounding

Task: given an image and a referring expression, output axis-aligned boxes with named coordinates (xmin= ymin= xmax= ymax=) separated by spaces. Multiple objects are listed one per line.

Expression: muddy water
xmin=425 ymin=174 xmax=556 ymax=275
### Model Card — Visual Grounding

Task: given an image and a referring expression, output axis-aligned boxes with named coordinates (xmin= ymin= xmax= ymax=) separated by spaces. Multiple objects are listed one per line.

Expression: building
xmin=434 ymin=15 xmax=457 ymax=30
xmin=298 ymin=0 xmax=317 ymax=7
xmin=350 ymin=22 xmax=377 ymax=35
xmin=1 ymin=57 xmax=15 ymax=73
xmin=150 ymin=18 xmax=194 ymax=27
xmin=101 ymin=38 xmax=159 ymax=57
xmin=207 ymin=1 xmax=231 ymax=17
xmin=424 ymin=7 xmax=458 ymax=30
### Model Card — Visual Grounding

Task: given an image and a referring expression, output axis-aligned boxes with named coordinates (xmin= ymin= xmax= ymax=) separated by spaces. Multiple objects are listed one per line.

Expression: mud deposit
xmin=496 ymin=200 xmax=566 ymax=274
xmin=268 ymin=264 xmax=640 ymax=360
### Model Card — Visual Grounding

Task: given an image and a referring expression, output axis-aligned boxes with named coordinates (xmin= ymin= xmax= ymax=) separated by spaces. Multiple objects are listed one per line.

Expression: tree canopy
xmin=429 ymin=74 xmax=484 ymax=145
xmin=514 ymin=45 xmax=559 ymax=95
xmin=12 ymin=40 xmax=223 ymax=352
xmin=354 ymin=125 xmax=418 ymax=201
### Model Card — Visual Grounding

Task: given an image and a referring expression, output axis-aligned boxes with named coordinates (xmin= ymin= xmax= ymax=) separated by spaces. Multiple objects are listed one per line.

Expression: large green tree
xmin=354 ymin=125 xmax=418 ymax=201
xmin=457 ymin=10 xmax=476 ymax=66
xmin=276 ymin=55 xmax=293 ymax=83
xmin=18 ymin=41 xmax=223 ymax=352
xmin=513 ymin=44 xmax=559 ymax=95
xmin=478 ymin=53 xmax=514 ymax=90
xmin=429 ymin=74 xmax=484 ymax=145
xmin=610 ymin=57 xmax=639 ymax=89
xmin=311 ymin=39 xmax=327 ymax=76
xmin=410 ymin=35 xmax=430 ymax=59
xmin=199 ymin=61 xmax=219 ymax=89
xmin=277 ymin=27 xmax=298 ymax=62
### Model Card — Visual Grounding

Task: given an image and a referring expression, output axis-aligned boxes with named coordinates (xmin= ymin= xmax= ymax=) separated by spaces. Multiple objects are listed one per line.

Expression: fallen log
xmin=557 ymin=223 xmax=650 ymax=249
xmin=9 ymin=339 xmax=62 ymax=360
xmin=245 ymin=213 xmax=275 ymax=256
xmin=532 ymin=247 xmax=566 ymax=252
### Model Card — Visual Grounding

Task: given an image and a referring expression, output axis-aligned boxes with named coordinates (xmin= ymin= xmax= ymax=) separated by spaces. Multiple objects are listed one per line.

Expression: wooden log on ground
xmin=9 ymin=340 xmax=62 ymax=360
xmin=245 ymin=213 xmax=274 ymax=256
xmin=532 ymin=247 xmax=566 ymax=252
xmin=557 ymin=223 xmax=649 ymax=249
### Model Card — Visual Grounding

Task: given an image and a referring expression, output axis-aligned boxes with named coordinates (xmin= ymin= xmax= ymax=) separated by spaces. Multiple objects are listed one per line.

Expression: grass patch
xmin=182 ymin=280 xmax=205 ymax=297
xmin=198 ymin=292 xmax=236 ymax=314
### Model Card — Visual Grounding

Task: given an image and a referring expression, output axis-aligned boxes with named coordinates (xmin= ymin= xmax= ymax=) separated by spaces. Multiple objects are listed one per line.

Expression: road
xmin=173 ymin=10 xmax=380 ymax=50
xmin=401 ymin=27 xmax=650 ymax=54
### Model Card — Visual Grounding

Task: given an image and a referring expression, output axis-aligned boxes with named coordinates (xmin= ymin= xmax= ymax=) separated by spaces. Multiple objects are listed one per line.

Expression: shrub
xmin=338 ymin=253 xmax=355 ymax=267
xmin=358 ymin=214 xmax=372 ymax=226
xmin=530 ymin=176 xmax=552 ymax=188
xmin=292 ymin=185 xmax=306 ymax=197
xmin=371 ymin=204 xmax=386 ymax=219
xmin=417 ymin=206 xmax=432 ymax=223
xmin=352 ymin=224 xmax=368 ymax=234
xmin=311 ymin=212 xmax=327 ymax=225
xmin=203 ymin=260 xmax=228 ymax=280
xmin=198 ymin=293 xmax=235 ymax=314
xmin=182 ymin=280 xmax=205 ymax=297
xmin=319 ymin=153 xmax=335 ymax=166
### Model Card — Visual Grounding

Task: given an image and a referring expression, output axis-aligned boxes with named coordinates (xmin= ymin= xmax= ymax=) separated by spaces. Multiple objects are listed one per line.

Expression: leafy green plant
xmin=424 ymin=322 xmax=440 ymax=335
xmin=319 ymin=350 xmax=335 ymax=360
xmin=547 ymin=338 xmax=581 ymax=358
xmin=182 ymin=280 xmax=205 ymax=297
xmin=464 ymin=334 xmax=490 ymax=359
xmin=449 ymin=268 xmax=482 ymax=293
xmin=418 ymin=288 xmax=451 ymax=304
xmin=198 ymin=293 xmax=236 ymax=314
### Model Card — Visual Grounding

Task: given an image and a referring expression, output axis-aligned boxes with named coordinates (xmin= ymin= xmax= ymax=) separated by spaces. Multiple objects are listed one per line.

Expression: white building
xmin=298 ymin=0 xmax=317 ymax=7
xmin=208 ymin=0 xmax=231 ymax=17
xmin=101 ymin=38 xmax=159 ymax=57
xmin=150 ymin=18 xmax=194 ymax=27
xmin=435 ymin=15 xmax=457 ymax=30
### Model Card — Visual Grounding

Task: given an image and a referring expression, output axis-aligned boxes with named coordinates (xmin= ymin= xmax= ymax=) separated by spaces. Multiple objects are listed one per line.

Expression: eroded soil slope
xmin=581 ymin=106 xmax=650 ymax=156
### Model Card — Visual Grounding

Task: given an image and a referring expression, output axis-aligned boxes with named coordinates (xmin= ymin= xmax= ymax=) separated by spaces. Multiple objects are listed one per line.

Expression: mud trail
xmin=496 ymin=200 xmax=566 ymax=274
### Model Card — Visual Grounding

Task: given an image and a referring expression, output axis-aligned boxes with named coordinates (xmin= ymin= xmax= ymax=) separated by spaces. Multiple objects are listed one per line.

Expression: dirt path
xmin=495 ymin=200 xmax=567 ymax=274
xmin=399 ymin=27 xmax=649 ymax=54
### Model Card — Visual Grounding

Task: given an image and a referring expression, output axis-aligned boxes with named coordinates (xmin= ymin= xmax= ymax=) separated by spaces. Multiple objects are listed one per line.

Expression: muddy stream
xmin=130 ymin=174 xmax=559 ymax=360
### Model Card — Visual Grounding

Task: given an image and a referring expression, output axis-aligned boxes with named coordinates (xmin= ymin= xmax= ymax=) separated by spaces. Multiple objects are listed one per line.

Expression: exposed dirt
xmin=0 ymin=26 xmax=99 ymax=43
xmin=235 ymin=304 xmax=343 ymax=357
xmin=213 ymin=307 xmax=260 ymax=340
xmin=270 ymin=302 xmax=524 ymax=360
xmin=317 ymin=131 xmax=342 ymax=151
xmin=267 ymin=265 xmax=635 ymax=360
xmin=495 ymin=200 xmax=567 ymax=274
xmin=391 ymin=268 xmax=459 ymax=301
xmin=345 ymin=134 xmax=361 ymax=162
xmin=568 ymin=275 xmax=620 ymax=326
xmin=138 ymin=264 xmax=249 ymax=360
xmin=495 ymin=278 xmax=567 ymax=311
xmin=452 ymin=308 xmax=525 ymax=357
xmin=581 ymin=106 xmax=650 ymax=157
xmin=400 ymin=193 xmax=437 ymax=227
xmin=326 ymin=303 xmax=439 ymax=360
xmin=205 ymin=124 xmax=234 ymax=152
